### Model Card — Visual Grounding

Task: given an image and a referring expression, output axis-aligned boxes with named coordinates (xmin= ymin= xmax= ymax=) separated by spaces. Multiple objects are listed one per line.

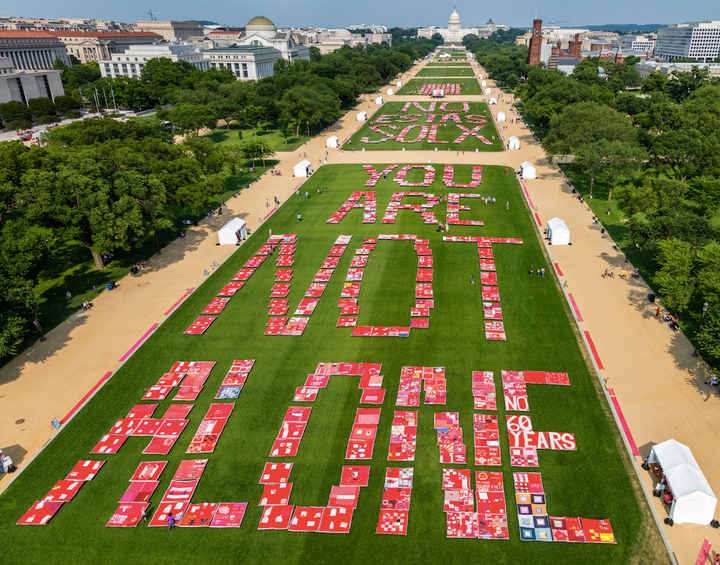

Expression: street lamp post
xmin=306 ymin=120 xmax=309 ymax=138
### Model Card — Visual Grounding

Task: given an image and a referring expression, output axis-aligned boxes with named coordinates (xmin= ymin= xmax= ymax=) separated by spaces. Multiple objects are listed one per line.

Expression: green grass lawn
xmin=397 ymin=78 xmax=482 ymax=96
xmin=416 ymin=68 xmax=476 ymax=77
xmin=426 ymin=63 xmax=472 ymax=67
xmin=0 ymin=164 xmax=662 ymax=564
xmin=347 ymin=101 xmax=503 ymax=152
xmin=201 ymin=123 xmax=322 ymax=153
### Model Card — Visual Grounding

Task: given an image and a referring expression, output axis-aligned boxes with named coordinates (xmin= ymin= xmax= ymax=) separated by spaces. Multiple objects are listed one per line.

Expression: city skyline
xmin=5 ymin=0 xmax=720 ymax=30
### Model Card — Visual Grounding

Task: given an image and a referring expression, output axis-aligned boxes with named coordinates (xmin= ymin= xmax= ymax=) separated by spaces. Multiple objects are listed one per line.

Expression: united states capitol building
xmin=418 ymin=9 xmax=507 ymax=42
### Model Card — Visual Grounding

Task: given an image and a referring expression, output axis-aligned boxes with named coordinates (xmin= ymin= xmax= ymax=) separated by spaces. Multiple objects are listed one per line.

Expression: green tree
xmin=690 ymin=176 xmax=720 ymax=217
xmin=27 ymin=97 xmax=56 ymax=117
xmin=543 ymin=101 xmax=637 ymax=159
xmin=309 ymin=46 xmax=322 ymax=62
xmin=696 ymin=242 xmax=720 ymax=308
xmin=655 ymin=238 xmax=696 ymax=312
xmin=239 ymin=138 xmax=276 ymax=169
xmin=140 ymin=57 xmax=194 ymax=104
xmin=278 ymin=86 xmax=340 ymax=138
xmin=162 ymin=104 xmax=218 ymax=135
xmin=641 ymin=71 xmax=668 ymax=94
xmin=0 ymin=100 xmax=32 ymax=124
xmin=53 ymin=94 xmax=81 ymax=113
xmin=21 ymin=149 xmax=170 ymax=269
xmin=697 ymin=310 xmax=720 ymax=362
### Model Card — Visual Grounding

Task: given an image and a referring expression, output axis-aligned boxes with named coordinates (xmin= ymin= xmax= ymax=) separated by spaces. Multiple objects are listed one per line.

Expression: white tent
xmin=387 ymin=88 xmax=394 ymax=95
xmin=488 ymin=97 xmax=497 ymax=105
xmin=396 ymin=81 xmax=402 ymax=87
xmin=650 ymin=439 xmax=717 ymax=525
xmin=508 ymin=135 xmax=520 ymax=149
xmin=520 ymin=161 xmax=536 ymax=179
xmin=218 ymin=217 xmax=247 ymax=245
xmin=357 ymin=111 xmax=368 ymax=121
xmin=481 ymin=80 xmax=487 ymax=87
xmin=326 ymin=135 xmax=339 ymax=148
xmin=478 ymin=74 xmax=483 ymax=80
xmin=432 ymin=90 xmax=445 ymax=98
xmin=293 ymin=160 xmax=313 ymax=177
xmin=375 ymin=96 xmax=384 ymax=105
xmin=546 ymin=217 xmax=570 ymax=245
xmin=485 ymin=88 xmax=492 ymax=95
xmin=497 ymin=111 xmax=506 ymax=121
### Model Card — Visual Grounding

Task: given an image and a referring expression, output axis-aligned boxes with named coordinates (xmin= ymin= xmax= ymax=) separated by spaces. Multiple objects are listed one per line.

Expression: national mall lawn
xmin=415 ymin=67 xmax=476 ymax=77
xmin=397 ymin=78 xmax=483 ymax=96
xmin=348 ymin=101 xmax=503 ymax=151
xmin=0 ymin=164 xmax=654 ymax=564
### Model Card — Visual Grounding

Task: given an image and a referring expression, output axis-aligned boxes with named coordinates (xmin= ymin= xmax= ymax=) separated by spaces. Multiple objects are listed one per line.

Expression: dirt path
xmin=0 ymin=58 xmax=714 ymax=564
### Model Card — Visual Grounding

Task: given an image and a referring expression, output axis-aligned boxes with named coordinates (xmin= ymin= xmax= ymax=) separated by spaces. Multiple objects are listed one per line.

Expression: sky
xmin=7 ymin=0 xmax=720 ymax=29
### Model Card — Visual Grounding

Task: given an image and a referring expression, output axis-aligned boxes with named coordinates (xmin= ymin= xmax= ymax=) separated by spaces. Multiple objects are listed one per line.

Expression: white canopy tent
xmin=481 ymin=80 xmax=487 ymax=87
xmin=293 ymin=160 xmax=313 ymax=177
xmin=387 ymin=88 xmax=394 ymax=95
xmin=218 ymin=218 xmax=247 ymax=245
xmin=485 ymin=88 xmax=492 ymax=95
xmin=650 ymin=439 xmax=717 ymax=525
xmin=497 ymin=111 xmax=506 ymax=121
xmin=326 ymin=136 xmax=339 ymax=148
xmin=546 ymin=217 xmax=570 ymax=245
xmin=396 ymin=81 xmax=402 ymax=87
xmin=488 ymin=97 xmax=497 ymax=105
xmin=520 ymin=161 xmax=536 ymax=179
xmin=375 ymin=96 xmax=384 ymax=105
xmin=357 ymin=111 xmax=368 ymax=122
xmin=508 ymin=135 xmax=520 ymax=149
xmin=478 ymin=74 xmax=483 ymax=80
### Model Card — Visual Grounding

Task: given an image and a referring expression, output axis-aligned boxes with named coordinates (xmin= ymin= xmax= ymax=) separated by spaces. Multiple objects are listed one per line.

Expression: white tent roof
xmin=375 ymin=96 xmax=384 ymax=104
xmin=357 ymin=111 xmax=368 ymax=121
xmin=488 ymin=97 xmax=497 ymax=105
xmin=218 ymin=217 xmax=247 ymax=245
xmin=387 ymin=88 xmax=394 ymax=95
xmin=396 ymin=81 xmax=402 ymax=87
xmin=548 ymin=218 xmax=570 ymax=232
xmin=481 ymin=81 xmax=487 ymax=86
xmin=485 ymin=88 xmax=491 ymax=94
xmin=497 ymin=111 xmax=506 ymax=121
xmin=294 ymin=159 xmax=312 ymax=177
xmin=520 ymin=161 xmax=536 ymax=179
xmin=326 ymin=136 xmax=339 ymax=147
xmin=508 ymin=135 xmax=520 ymax=149
xmin=650 ymin=439 xmax=717 ymax=524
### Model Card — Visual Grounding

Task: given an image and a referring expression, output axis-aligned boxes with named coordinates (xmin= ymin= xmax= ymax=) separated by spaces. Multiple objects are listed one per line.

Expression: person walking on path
xmin=611 ymin=268 xmax=615 ymax=278
xmin=655 ymin=306 xmax=661 ymax=320
xmin=265 ymin=199 xmax=268 ymax=208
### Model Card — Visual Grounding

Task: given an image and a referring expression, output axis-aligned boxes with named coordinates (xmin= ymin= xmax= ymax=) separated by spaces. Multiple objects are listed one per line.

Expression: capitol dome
xmin=246 ymin=15 xmax=277 ymax=38
xmin=448 ymin=9 xmax=461 ymax=30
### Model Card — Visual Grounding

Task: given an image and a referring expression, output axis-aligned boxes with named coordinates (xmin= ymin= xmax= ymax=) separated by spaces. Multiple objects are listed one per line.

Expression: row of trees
xmin=0 ymin=118 xmax=276 ymax=358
